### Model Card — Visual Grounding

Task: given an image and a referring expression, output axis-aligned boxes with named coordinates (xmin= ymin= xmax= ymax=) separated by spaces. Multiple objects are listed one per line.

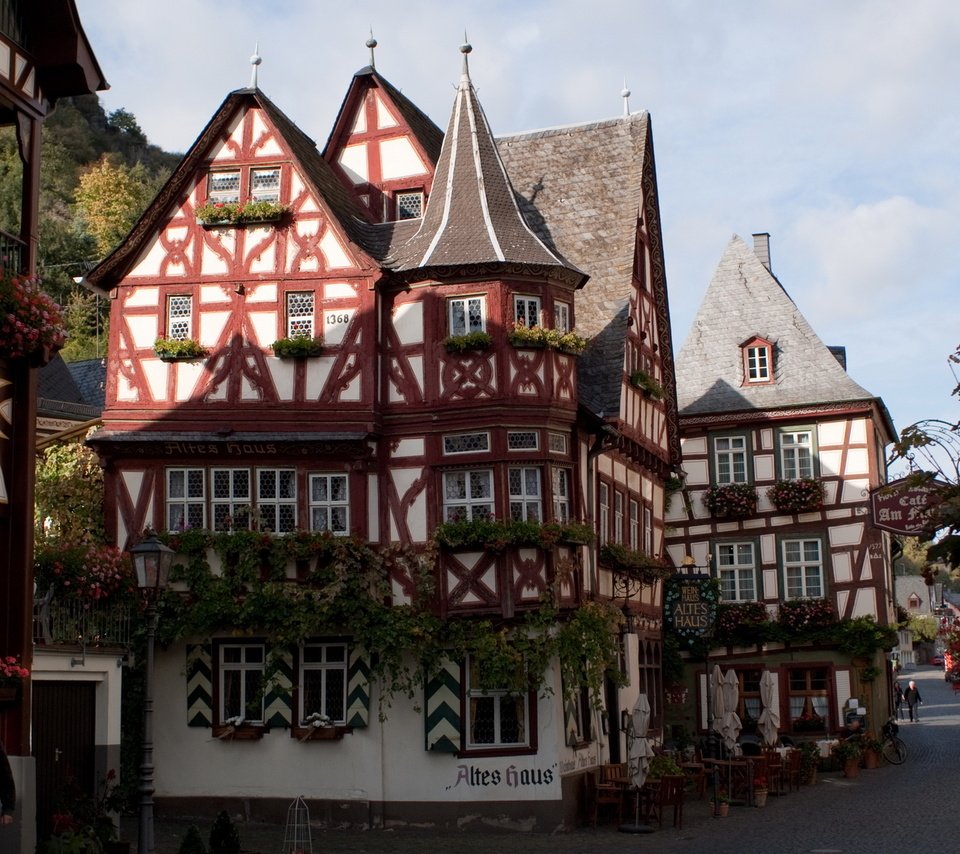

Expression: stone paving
xmin=133 ymin=665 xmax=959 ymax=853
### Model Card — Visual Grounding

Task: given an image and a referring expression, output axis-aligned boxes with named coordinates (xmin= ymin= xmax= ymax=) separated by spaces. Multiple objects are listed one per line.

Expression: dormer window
xmin=741 ymin=336 xmax=774 ymax=385
xmin=395 ymin=190 xmax=424 ymax=220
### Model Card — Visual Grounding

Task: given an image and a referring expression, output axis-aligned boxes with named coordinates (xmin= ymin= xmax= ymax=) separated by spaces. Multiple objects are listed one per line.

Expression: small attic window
xmin=208 ymin=170 xmax=240 ymax=204
xmin=251 ymin=168 xmax=281 ymax=202
xmin=741 ymin=336 xmax=774 ymax=385
xmin=395 ymin=190 xmax=424 ymax=220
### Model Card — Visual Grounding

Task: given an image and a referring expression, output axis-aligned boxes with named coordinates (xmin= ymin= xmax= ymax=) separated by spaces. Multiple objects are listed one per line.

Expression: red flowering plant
xmin=712 ymin=601 xmax=775 ymax=646
xmin=703 ymin=483 xmax=758 ymax=518
xmin=777 ymin=598 xmax=836 ymax=636
xmin=767 ymin=478 xmax=825 ymax=513
xmin=0 ymin=655 xmax=29 ymax=686
xmin=0 ymin=270 xmax=66 ymax=360
xmin=34 ymin=541 xmax=136 ymax=608
xmin=195 ymin=198 xmax=289 ymax=225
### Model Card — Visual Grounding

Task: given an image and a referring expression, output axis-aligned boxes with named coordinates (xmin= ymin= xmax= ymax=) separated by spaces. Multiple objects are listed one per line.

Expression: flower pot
xmin=754 ymin=790 xmax=768 ymax=808
xmin=842 ymin=758 xmax=860 ymax=778
xmin=0 ymin=685 xmax=20 ymax=704
xmin=863 ymin=749 xmax=880 ymax=769
xmin=714 ymin=802 xmax=729 ymax=817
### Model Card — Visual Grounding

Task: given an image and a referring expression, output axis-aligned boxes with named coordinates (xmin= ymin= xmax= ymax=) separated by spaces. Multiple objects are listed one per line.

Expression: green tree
xmin=907 ymin=614 xmax=939 ymax=644
xmin=34 ymin=438 xmax=105 ymax=545
xmin=75 ymin=155 xmax=154 ymax=256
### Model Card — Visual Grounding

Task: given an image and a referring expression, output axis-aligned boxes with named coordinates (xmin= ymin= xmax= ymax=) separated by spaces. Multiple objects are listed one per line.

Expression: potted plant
xmin=798 ymin=741 xmax=820 ymax=785
xmin=646 ymin=753 xmax=682 ymax=779
xmin=153 ymin=337 xmax=208 ymax=361
xmin=271 ymin=335 xmax=324 ymax=358
xmin=753 ymin=776 xmax=768 ymax=807
xmin=629 ymin=369 xmax=664 ymax=399
xmin=860 ymin=733 xmax=883 ymax=769
xmin=833 ymin=739 xmax=862 ymax=777
xmin=711 ymin=793 xmax=730 ymax=817
xmin=702 ymin=483 xmax=758 ymax=518
xmin=0 ymin=655 xmax=29 ymax=703
xmin=767 ymin=477 xmax=825 ymax=513
xmin=0 ymin=270 xmax=66 ymax=363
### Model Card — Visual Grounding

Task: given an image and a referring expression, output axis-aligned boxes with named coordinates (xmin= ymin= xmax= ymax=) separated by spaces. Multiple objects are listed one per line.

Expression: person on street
xmin=903 ymin=680 xmax=923 ymax=722
xmin=0 ymin=741 xmax=14 ymax=825
xmin=894 ymin=681 xmax=905 ymax=720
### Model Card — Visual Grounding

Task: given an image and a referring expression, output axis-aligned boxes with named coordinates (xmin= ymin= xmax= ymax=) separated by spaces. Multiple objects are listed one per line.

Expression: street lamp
xmin=130 ymin=533 xmax=174 ymax=854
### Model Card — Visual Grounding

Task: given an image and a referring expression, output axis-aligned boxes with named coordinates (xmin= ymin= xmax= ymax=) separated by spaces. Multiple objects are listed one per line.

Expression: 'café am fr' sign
xmin=871 ymin=476 xmax=946 ymax=535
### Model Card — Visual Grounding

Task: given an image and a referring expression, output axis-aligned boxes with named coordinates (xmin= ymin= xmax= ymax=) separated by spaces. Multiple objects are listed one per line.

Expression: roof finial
xmin=249 ymin=42 xmax=262 ymax=89
xmin=366 ymin=29 xmax=378 ymax=69
xmin=621 ymin=79 xmax=631 ymax=116
xmin=460 ymin=32 xmax=472 ymax=79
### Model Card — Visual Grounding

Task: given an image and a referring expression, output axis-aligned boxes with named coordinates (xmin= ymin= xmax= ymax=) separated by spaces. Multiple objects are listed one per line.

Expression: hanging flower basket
xmin=0 ymin=270 xmax=66 ymax=361
xmin=0 ymin=655 xmax=28 ymax=703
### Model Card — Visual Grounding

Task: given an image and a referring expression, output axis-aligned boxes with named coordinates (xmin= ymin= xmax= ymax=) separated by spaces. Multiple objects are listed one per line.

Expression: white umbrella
xmin=758 ymin=670 xmax=781 ymax=747
xmin=710 ymin=664 xmax=725 ymax=745
xmin=721 ymin=669 xmax=742 ymax=752
xmin=628 ymin=693 xmax=656 ymax=789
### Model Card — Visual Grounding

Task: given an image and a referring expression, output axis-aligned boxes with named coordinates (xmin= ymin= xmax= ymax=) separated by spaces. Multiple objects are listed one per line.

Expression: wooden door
xmin=32 ymin=681 xmax=97 ymax=837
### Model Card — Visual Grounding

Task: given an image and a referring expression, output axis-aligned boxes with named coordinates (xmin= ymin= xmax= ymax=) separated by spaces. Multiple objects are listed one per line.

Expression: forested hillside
xmin=0 ymin=95 xmax=180 ymax=360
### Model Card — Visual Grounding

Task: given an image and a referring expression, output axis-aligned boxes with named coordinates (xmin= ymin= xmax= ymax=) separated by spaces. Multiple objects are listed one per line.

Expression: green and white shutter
xmin=424 ymin=656 xmax=461 ymax=753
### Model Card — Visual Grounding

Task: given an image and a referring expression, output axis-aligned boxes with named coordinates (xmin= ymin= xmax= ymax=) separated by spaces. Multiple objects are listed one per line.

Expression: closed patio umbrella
xmin=711 ymin=664 xmax=726 ymax=745
xmin=758 ymin=670 xmax=781 ymax=747
xmin=628 ymin=693 xmax=655 ymax=789
xmin=721 ymin=668 xmax=742 ymax=752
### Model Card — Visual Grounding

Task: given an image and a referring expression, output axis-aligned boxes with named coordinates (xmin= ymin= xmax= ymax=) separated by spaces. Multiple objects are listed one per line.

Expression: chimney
xmin=752 ymin=232 xmax=771 ymax=272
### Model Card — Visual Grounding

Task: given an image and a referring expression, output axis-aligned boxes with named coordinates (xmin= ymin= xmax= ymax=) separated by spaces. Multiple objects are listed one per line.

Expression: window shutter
xmin=563 ymin=692 xmax=580 ymax=746
xmin=346 ymin=646 xmax=371 ymax=728
xmin=264 ymin=646 xmax=294 ymax=728
xmin=186 ymin=643 xmax=213 ymax=727
xmin=424 ymin=657 xmax=461 ymax=753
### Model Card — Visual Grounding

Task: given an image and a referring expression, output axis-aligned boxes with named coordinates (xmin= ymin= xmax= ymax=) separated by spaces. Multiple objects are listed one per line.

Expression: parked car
xmin=931 ymin=654 xmax=944 ymax=666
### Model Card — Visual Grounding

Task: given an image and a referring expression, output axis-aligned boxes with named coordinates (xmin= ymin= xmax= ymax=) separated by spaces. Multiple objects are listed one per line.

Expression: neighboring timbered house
xmin=664 ymin=233 xmax=897 ymax=744
xmin=86 ymin=46 xmax=680 ymax=828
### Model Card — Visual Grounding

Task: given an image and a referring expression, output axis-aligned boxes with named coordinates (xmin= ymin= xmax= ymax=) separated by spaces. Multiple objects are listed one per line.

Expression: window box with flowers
xmin=0 ymin=270 xmax=66 ymax=364
xmin=777 ymin=598 xmax=836 ymax=636
xmin=629 ymin=369 xmax=664 ymax=399
xmin=702 ymin=483 xmax=758 ymax=518
xmin=271 ymin=335 xmax=324 ymax=358
xmin=154 ymin=337 xmax=209 ymax=362
xmin=293 ymin=712 xmax=351 ymax=742
xmin=0 ymin=655 xmax=28 ymax=703
xmin=442 ymin=331 xmax=493 ymax=354
xmin=599 ymin=542 xmax=672 ymax=584
xmin=196 ymin=200 xmax=290 ymax=227
xmin=214 ymin=716 xmax=268 ymax=740
xmin=508 ymin=323 xmax=589 ymax=355
xmin=767 ymin=477 xmax=825 ymax=513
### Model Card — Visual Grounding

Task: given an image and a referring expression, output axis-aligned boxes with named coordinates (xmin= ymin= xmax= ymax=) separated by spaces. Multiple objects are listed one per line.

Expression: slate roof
xmin=66 ymin=358 xmax=107 ymax=410
xmin=387 ymin=52 xmax=585 ymax=286
xmin=675 ymin=234 xmax=892 ymax=429
xmin=38 ymin=355 xmax=101 ymax=419
xmin=498 ymin=113 xmax=676 ymax=422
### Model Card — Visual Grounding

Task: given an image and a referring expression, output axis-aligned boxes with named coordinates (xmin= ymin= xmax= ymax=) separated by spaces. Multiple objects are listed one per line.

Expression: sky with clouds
xmin=75 ymin=0 xmax=959 ymax=453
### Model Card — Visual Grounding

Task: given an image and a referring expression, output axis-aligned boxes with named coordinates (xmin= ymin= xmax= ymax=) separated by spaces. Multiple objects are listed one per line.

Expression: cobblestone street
xmin=133 ymin=665 xmax=957 ymax=854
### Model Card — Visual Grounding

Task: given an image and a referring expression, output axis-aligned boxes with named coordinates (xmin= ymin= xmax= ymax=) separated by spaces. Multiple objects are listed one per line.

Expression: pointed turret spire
xmin=249 ymin=43 xmax=261 ymax=89
xmin=366 ymin=30 xmax=377 ymax=69
xmin=622 ymin=80 xmax=631 ymax=116
xmin=388 ymin=42 xmax=585 ymax=285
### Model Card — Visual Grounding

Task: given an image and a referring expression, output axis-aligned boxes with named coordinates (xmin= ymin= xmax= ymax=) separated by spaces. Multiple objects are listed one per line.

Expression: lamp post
xmin=130 ymin=533 xmax=174 ymax=854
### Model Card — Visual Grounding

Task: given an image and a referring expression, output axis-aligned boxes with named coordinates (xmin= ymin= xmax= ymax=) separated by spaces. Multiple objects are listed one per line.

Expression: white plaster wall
xmin=818 ymin=422 xmax=846 ymax=447
xmin=320 ymin=231 xmax=352 ymax=268
xmin=128 ymin=315 xmax=159 ymax=350
xmin=683 ymin=459 xmax=709 ymax=486
xmin=379 ymin=137 xmax=427 ymax=180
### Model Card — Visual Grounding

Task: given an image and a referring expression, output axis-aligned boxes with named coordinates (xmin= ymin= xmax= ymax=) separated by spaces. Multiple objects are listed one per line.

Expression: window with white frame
xmin=713 ymin=435 xmax=749 ymax=484
xmin=219 ymin=643 xmax=265 ymax=723
xmin=286 ymin=291 xmax=315 ymax=338
xmin=643 ymin=506 xmax=653 ymax=556
xmin=211 ymin=468 xmax=251 ymax=531
xmin=552 ymin=467 xmax=571 ymax=523
xmin=250 ymin=167 xmax=281 ymax=202
xmin=745 ymin=344 xmax=770 ymax=382
xmin=443 ymin=469 xmax=493 ymax=521
xmin=509 ymin=467 xmax=542 ymax=522
xmin=716 ymin=542 xmax=757 ymax=601
xmin=167 ymin=295 xmax=192 ymax=341
xmin=598 ymin=483 xmax=609 ymax=544
xmin=780 ymin=430 xmax=814 ymax=480
xmin=554 ymin=301 xmax=571 ymax=334
xmin=465 ymin=654 xmax=529 ymax=749
xmin=309 ymin=474 xmax=349 ymax=535
xmin=782 ymin=538 xmax=824 ymax=599
xmin=448 ymin=296 xmax=485 ymax=335
xmin=299 ymin=642 xmax=347 ymax=725
xmin=629 ymin=499 xmax=639 ymax=550
xmin=507 ymin=431 xmax=538 ymax=451
xmin=395 ymin=190 xmax=424 ymax=220
xmin=614 ymin=492 xmax=624 ymax=544
xmin=167 ymin=468 xmax=205 ymax=531
xmin=548 ymin=432 xmax=568 ymax=454
xmin=514 ymin=295 xmax=540 ymax=328
xmin=257 ymin=469 xmax=297 ymax=533
xmin=207 ymin=170 xmax=241 ymax=204
xmin=787 ymin=667 xmax=828 ymax=732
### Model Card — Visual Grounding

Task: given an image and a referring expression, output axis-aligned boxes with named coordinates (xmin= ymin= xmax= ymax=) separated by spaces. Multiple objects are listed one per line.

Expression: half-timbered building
xmin=85 ymin=45 xmax=681 ymax=828
xmin=664 ymin=233 xmax=897 ymax=745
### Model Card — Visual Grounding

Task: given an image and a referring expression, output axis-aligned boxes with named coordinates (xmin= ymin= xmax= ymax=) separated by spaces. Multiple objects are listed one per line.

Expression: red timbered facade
xmin=664 ymin=234 xmax=897 ymax=744
xmin=87 ymin=47 xmax=681 ymax=827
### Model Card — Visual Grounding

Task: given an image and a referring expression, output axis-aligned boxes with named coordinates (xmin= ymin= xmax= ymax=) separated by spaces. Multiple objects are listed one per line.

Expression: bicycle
xmin=880 ymin=716 xmax=907 ymax=764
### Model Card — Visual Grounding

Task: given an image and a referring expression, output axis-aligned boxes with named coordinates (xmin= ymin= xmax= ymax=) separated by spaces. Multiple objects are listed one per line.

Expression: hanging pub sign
xmin=871 ymin=475 xmax=947 ymax=536
xmin=665 ymin=576 xmax=719 ymax=643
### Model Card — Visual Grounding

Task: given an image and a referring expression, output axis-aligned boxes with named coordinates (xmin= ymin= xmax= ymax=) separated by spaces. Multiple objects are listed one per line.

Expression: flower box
xmin=508 ymin=323 xmax=589 ymax=354
xmin=154 ymin=337 xmax=208 ymax=361
xmin=293 ymin=724 xmax=350 ymax=742
xmin=767 ymin=478 xmax=825 ymax=513
xmin=213 ymin=722 xmax=267 ymax=740
xmin=443 ymin=331 xmax=492 ymax=354
xmin=629 ymin=369 xmax=664 ymax=399
xmin=196 ymin=200 xmax=289 ymax=227
xmin=271 ymin=336 xmax=324 ymax=358
xmin=703 ymin=483 xmax=757 ymax=518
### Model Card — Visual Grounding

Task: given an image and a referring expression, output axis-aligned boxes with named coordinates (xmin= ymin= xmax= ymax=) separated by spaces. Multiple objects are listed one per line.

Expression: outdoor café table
xmin=702 ymin=757 xmax=755 ymax=806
